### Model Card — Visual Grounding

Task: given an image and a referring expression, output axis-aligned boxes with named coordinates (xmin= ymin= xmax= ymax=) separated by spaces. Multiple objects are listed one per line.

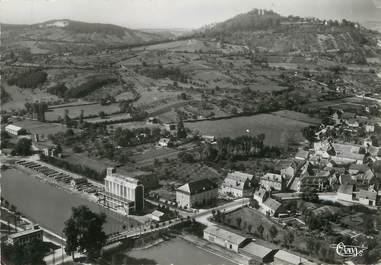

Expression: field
xmin=2 ymin=84 xmax=60 ymax=111
xmin=46 ymin=103 xmax=121 ymax=121
xmin=12 ymin=119 xmax=73 ymax=135
xmin=185 ymin=113 xmax=312 ymax=147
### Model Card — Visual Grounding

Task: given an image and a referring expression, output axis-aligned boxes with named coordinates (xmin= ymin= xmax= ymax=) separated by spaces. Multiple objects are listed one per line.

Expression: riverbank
xmin=179 ymin=233 xmax=250 ymax=265
xmin=1 ymin=167 xmax=137 ymax=235
xmin=114 ymin=236 xmax=236 ymax=265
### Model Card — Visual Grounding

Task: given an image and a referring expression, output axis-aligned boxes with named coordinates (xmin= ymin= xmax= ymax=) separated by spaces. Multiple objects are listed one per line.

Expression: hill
xmin=1 ymin=19 xmax=169 ymax=46
xmin=197 ymin=9 xmax=380 ymax=64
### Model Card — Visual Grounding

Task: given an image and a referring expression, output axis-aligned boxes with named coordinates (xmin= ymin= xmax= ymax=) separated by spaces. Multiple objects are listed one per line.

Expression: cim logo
xmin=330 ymin=242 xmax=368 ymax=258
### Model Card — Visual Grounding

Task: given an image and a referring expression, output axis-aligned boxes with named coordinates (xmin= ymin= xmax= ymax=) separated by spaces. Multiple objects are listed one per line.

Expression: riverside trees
xmin=63 ymin=206 xmax=107 ymax=261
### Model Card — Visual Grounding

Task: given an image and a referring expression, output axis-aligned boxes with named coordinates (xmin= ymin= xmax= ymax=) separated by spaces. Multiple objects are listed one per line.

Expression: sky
xmin=0 ymin=0 xmax=381 ymax=29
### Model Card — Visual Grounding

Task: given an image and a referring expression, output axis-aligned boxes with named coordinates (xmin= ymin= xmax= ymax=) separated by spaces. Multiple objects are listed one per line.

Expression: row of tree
xmin=201 ymin=134 xmax=283 ymax=162
xmin=40 ymin=155 xmax=105 ymax=182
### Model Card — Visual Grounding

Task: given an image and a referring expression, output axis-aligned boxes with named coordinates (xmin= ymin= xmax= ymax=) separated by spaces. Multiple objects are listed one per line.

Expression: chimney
xmin=107 ymin=167 xmax=116 ymax=176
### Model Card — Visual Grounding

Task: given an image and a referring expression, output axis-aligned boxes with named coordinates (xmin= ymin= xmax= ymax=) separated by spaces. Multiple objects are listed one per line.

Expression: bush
xmin=65 ymin=77 xmax=117 ymax=98
xmin=47 ymin=83 xmax=68 ymax=97
xmin=8 ymin=70 xmax=47 ymax=89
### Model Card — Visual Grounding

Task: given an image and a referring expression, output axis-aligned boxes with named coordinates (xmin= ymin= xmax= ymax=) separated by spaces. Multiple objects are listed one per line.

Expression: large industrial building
xmin=100 ymin=167 xmax=144 ymax=215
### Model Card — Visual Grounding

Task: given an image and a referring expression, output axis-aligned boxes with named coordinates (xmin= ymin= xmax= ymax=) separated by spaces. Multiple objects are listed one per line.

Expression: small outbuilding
xmin=5 ymin=124 xmax=26 ymax=136
xmin=274 ymin=250 xmax=313 ymax=265
xmin=239 ymin=242 xmax=278 ymax=263
xmin=203 ymin=226 xmax=250 ymax=253
xmin=150 ymin=210 xmax=165 ymax=222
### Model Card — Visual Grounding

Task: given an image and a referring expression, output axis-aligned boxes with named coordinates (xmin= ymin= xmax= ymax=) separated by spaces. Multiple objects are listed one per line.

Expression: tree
xmin=236 ymin=217 xmax=242 ymax=228
xmin=63 ymin=206 xmax=107 ymax=261
xmin=11 ymin=138 xmax=32 ymax=156
xmin=250 ymin=198 xmax=260 ymax=209
xmin=283 ymin=231 xmax=295 ymax=248
xmin=98 ymin=111 xmax=106 ymax=119
xmin=177 ymin=118 xmax=187 ymax=139
xmin=256 ymin=224 xmax=264 ymax=238
xmin=269 ymin=225 xmax=278 ymax=242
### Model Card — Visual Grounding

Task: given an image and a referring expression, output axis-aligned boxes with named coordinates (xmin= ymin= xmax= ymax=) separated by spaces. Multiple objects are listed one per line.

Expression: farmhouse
xmin=102 ymin=167 xmax=144 ymax=214
xmin=295 ymin=149 xmax=309 ymax=161
xmin=260 ymin=173 xmax=284 ymax=191
xmin=5 ymin=124 xmax=26 ymax=136
xmin=203 ymin=226 xmax=250 ymax=253
xmin=331 ymin=143 xmax=365 ymax=164
xmin=176 ymin=178 xmax=218 ymax=209
xmin=221 ymin=171 xmax=254 ymax=198
xmin=365 ymin=123 xmax=375 ymax=133
xmin=158 ymin=138 xmax=171 ymax=147
xmin=358 ymin=189 xmax=377 ymax=207
xmin=297 ymin=172 xmax=331 ymax=192
xmin=7 ymin=225 xmax=43 ymax=246
xmin=254 ymin=188 xmax=283 ymax=216
xmin=201 ymin=135 xmax=216 ymax=143
xmin=239 ymin=242 xmax=278 ymax=263
xmin=163 ymin=123 xmax=177 ymax=135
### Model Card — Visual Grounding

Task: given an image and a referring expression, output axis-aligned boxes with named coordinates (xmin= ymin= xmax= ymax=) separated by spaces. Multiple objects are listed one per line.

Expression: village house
xmin=203 ymin=226 xmax=251 ymax=253
xmin=358 ymin=189 xmax=378 ymax=207
xmin=163 ymin=123 xmax=177 ymax=135
xmin=331 ymin=143 xmax=365 ymax=164
xmin=221 ymin=171 xmax=254 ymax=198
xmin=364 ymin=123 xmax=375 ymax=133
xmin=345 ymin=119 xmax=359 ymax=128
xmin=253 ymin=188 xmax=283 ymax=216
xmin=260 ymin=173 xmax=285 ymax=191
xmin=337 ymin=184 xmax=378 ymax=208
xmin=157 ymin=138 xmax=171 ymax=147
xmin=201 ymin=135 xmax=216 ymax=143
xmin=150 ymin=210 xmax=165 ymax=222
xmin=176 ymin=178 xmax=218 ymax=209
xmin=295 ymin=149 xmax=309 ymax=161
xmin=5 ymin=124 xmax=27 ymax=136
xmin=348 ymin=164 xmax=374 ymax=184
xmin=7 ymin=225 xmax=43 ymax=246
xmin=291 ymin=170 xmax=331 ymax=192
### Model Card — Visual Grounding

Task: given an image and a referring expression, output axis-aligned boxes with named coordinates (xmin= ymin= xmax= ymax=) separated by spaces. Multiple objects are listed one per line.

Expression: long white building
xmin=101 ymin=168 xmax=144 ymax=215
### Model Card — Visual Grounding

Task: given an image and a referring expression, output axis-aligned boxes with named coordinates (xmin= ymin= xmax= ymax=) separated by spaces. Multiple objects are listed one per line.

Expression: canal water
xmin=113 ymin=238 xmax=235 ymax=265
xmin=1 ymin=167 xmax=138 ymax=235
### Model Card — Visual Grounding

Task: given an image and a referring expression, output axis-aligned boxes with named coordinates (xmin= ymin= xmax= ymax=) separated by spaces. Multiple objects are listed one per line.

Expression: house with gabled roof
xmin=176 ymin=178 xmax=218 ymax=209
xmin=253 ymin=188 xmax=283 ymax=216
xmin=221 ymin=171 xmax=254 ymax=198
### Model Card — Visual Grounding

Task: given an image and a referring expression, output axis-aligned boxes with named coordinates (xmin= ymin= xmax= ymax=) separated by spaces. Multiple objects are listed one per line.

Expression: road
xmin=194 ymin=198 xmax=250 ymax=226
xmin=106 ymin=198 xmax=250 ymax=244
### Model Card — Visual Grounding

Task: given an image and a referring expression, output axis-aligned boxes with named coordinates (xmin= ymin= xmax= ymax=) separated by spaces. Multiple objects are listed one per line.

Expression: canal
xmin=112 ymin=238 xmax=236 ymax=265
xmin=1 ymin=167 xmax=139 ymax=235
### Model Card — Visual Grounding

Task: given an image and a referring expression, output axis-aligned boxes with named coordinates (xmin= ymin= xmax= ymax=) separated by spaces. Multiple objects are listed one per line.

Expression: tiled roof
xmin=263 ymin=198 xmax=282 ymax=211
xmin=177 ymin=178 xmax=218 ymax=195
xmin=359 ymin=190 xmax=377 ymax=201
